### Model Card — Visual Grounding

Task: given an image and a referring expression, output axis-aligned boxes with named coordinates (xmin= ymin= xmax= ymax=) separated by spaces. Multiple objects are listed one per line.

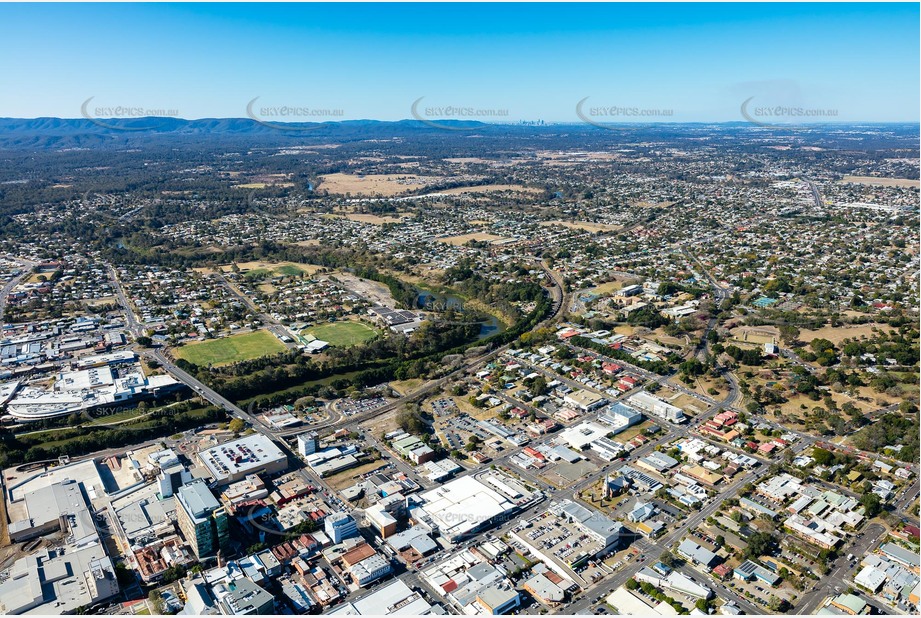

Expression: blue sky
xmin=1 ymin=3 xmax=917 ymax=122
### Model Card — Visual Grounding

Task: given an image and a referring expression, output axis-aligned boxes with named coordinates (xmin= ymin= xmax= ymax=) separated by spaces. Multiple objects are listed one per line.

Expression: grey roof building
xmin=678 ymin=539 xmax=719 ymax=568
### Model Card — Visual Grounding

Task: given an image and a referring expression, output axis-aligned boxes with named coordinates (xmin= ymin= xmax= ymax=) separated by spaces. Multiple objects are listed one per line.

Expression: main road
xmin=116 ymin=261 xmax=568 ymax=444
xmin=0 ymin=257 xmax=38 ymax=334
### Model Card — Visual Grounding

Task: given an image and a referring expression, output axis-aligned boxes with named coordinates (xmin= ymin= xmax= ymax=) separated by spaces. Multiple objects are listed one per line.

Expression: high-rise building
xmin=325 ymin=512 xmax=358 ymax=544
xmin=159 ymin=464 xmax=194 ymax=498
xmin=297 ymin=432 xmax=319 ymax=457
xmin=176 ymin=480 xmax=229 ymax=559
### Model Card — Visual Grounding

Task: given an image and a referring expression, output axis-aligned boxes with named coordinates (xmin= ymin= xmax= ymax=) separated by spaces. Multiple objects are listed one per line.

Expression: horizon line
xmin=4 ymin=116 xmax=920 ymax=125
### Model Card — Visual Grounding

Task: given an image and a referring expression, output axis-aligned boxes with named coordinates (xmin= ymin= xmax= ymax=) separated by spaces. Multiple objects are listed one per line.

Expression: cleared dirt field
xmin=219 ymin=261 xmax=322 ymax=277
xmin=317 ymin=173 xmax=432 ymax=196
xmin=839 ymin=176 xmax=919 ymax=188
xmin=632 ymin=200 xmax=676 ymax=208
xmin=540 ymin=220 xmax=622 ymax=233
xmin=588 ymin=281 xmax=622 ymax=295
xmin=800 ymin=323 xmax=893 ymax=345
xmin=335 ymin=273 xmax=396 ymax=307
xmin=443 ymin=157 xmax=493 ymax=164
xmin=389 ymin=378 xmax=424 ymax=397
xmin=233 ymin=182 xmax=294 ymax=189
xmin=438 ymin=232 xmax=512 ymax=246
xmin=730 ymin=326 xmax=779 ymax=345
xmin=175 ymin=329 xmax=286 ymax=366
xmin=612 ymin=420 xmax=657 ymax=442
xmin=324 ymin=460 xmax=388 ymax=490
xmin=672 ymin=390 xmax=713 ymax=414
xmin=360 ymin=408 xmax=400 ymax=436
xmin=339 ymin=213 xmax=410 ymax=224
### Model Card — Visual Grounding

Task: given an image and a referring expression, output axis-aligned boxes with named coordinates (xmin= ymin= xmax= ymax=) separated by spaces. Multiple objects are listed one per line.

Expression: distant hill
xmin=0 ymin=117 xmax=499 ymax=149
xmin=0 ymin=117 xmax=916 ymax=151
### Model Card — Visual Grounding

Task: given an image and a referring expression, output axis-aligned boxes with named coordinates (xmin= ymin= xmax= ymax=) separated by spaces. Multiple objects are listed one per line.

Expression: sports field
xmin=175 ymin=329 xmax=286 ymax=366
xmin=303 ymin=321 xmax=378 ymax=347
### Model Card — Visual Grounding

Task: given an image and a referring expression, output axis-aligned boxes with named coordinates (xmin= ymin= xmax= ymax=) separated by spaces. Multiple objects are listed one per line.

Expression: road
xmin=108 ymin=261 xmax=570 ymax=477
xmin=0 ymin=257 xmax=37 ymax=333
xmin=211 ymin=271 xmax=297 ymax=348
xmin=559 ymin=467 xmax=768 ymax=615
xmin=108 ymin=255 xmax=920 ymax=616
xmin=794 ymin=522 xmax=888 ymax=615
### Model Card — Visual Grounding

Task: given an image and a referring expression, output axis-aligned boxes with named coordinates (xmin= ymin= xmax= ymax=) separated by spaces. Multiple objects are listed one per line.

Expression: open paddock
xmin=540 ymin=220 xmax=622 ymax=233
xmin=437 ymin=232 xmax=512 ymax=246
xmin=839 ymin=176 xmax=919 ymax=188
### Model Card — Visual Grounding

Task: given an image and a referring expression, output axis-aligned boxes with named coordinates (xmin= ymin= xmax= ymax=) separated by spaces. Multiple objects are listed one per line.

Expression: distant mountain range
xmin=0 ymin=117 xmax=916 ymax=150
xmin=0 ymin=117 xmax=506 ymax=149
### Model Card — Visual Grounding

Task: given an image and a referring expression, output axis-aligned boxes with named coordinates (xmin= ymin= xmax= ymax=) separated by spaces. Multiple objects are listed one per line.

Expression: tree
xmin=779 ymin=324 xmax=800 ymax=345
xmin=626 ymin=578 xmax=639 ymax=591
xmin=148 ymin=591 xmax=166 ymax=615
xmin=860 ymin=492 xmax=882 ymax=518
xmin=812 ymin=447 xmax=835 ymax=466
xmin=228 ymin=418 xmax=245 ymax=434
xmin=136 ymin=335 xmax=153 ymax=347
xmin=744 ymin=531 xmax=775 ymax=558
xmin=528 ymin=376 xmax=548 ymax=397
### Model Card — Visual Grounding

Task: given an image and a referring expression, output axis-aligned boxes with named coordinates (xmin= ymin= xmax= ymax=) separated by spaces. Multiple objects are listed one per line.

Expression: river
xmin=414 ymin=289 xmax=505 ymax=340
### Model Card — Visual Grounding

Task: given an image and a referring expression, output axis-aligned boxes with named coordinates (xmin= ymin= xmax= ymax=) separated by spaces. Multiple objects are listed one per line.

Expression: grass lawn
xmin=175 ymin=329 xmax=286 ymax=366
xmin=276 ymin=264 xmax=304 ymax=276
xmin=303 ymin=321 xmax=378 ymax=347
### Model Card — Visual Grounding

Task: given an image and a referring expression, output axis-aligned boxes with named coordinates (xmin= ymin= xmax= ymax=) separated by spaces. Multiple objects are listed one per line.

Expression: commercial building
xmin=421 ymin=458 xmax=463 ymax=482
xmin=476 ymin=587 xmax=521 ymax=615
xmin=392 ymin=434 xmax=436 ymax=464
xmin=628 ymin=391 xmax=685 ymax=424
xmin=327 ymin=579 xmax=439 ymax=615
xmin=880 ymin=543 xmax=921 ymax=573
xmin=325 ymin=512 xmax=359 ymax=544
xmin=598 ymin=402 xmax=643 ymax=433
xmin=512 ymin=500 xmax=622 ymax=586
xmin=198 ymin=434 xmax=288 ymax=485
xmin=297 ymin=431 xmax=319 ymax=457
xmin=678 ymin=539 xmax=719 ymax=568
xmin=216 ymin=578 xmax=275 ymax=615
xmin=0 ymin=479 xmax=119 ymax=614
xmin=522 ymin=572 xmax=566 ymax=605
xmin=733 ymin=560 xmax=781 ymax=586
xmin=365 ymin=502 xmax=399 ymax=538
xmin=563 ymin=389 xmax=607 ymax=412
xmin=386 ymin=526 xmax=439 ymax=563
xmin=421 ymin=550 xmax=520 ymax=615
xmin=345 ymin=551 xmax=392 ymax=587
xmin=176 ymin=480 xmax=229 ymax=559
xmin=411 ymin=472 xmax=537 ymax=543
xmin=827 ymin=593 xmax=868 ymax=615
xmin=6 ymin=365 xmax=182 ymax=421
xmin=560 ymin=421 xmax=610 ymax=450
xmin=854 ymin=565 xmax=887 ymax=593
xmin=635 ymin=567 xmax=712 ymax=599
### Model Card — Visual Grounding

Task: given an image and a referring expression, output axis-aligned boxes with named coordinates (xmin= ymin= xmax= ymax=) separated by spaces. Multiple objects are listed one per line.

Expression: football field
xmin=175 ymin=329 xmax=286 ymax=366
